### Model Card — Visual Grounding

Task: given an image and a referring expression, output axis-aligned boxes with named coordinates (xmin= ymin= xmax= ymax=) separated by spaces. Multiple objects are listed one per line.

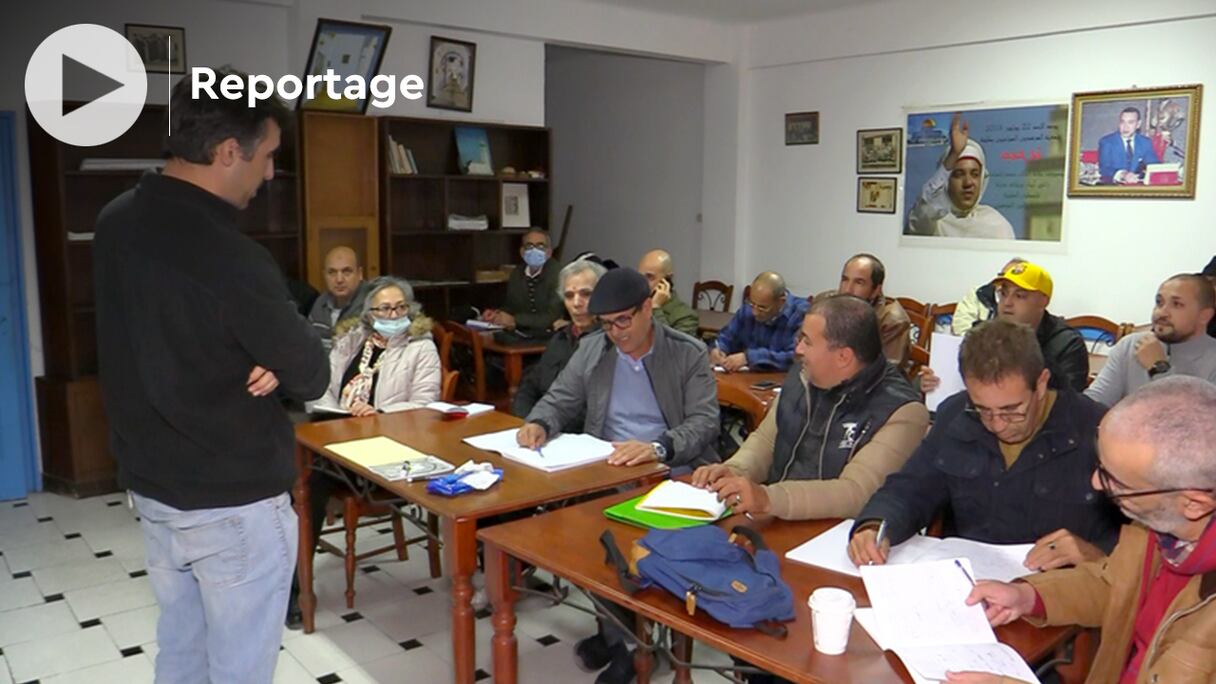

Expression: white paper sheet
xmin=785 ymin=520 xmax=1035 ymax=583
xmin=925 ymin=332 xmax=966 ymax=412
xmin=860 ymin=558 xmax=995 ymax=649
xmin=853 ymin=609 xmax=935 ymax=684
xmin=426 ymin=401 xmax=494 ymax=416
xmin=324 ymin=436 xmax=432 ymax=467
xmin=895 ymin=643 xmax=1041 ymax=682
xmin=465 ymin=319 xmax=503 ymax=331
xmin=636 ymin=480 xmax=727 ymax=520
xmin=463 ymin=428 xmax=614 ymax=472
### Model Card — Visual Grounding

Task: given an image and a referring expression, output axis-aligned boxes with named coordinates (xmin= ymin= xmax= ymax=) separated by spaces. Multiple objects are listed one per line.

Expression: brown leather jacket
xmin=1021 ymin=524 xmax=1216 ymax=684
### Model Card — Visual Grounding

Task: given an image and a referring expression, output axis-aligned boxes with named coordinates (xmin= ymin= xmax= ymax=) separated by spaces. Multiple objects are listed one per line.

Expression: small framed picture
xmin=1068 ymin=84 xmax=1202 ymax=198
xmin=857 ymin=127 xmax=903 ymax=174
xmin=857 ymin=177 xmax=897 ymax=214
xmin=785 ymin=111 xmax=819 ymax=145
xmin=300 ymin=19 xmax=392 ymax=114
xmin=428 ymin=36 xmax=477 ymax=112
xmin=501 ymin=183 xmax=531 ymax=228
xmin=124 ymin=24 xmax=186 ymax=75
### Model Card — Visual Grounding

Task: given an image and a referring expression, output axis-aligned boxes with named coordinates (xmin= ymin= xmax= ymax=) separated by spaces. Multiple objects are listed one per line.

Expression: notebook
xmin=635 ymin=480 xmax=729 ymax=521
xmin=325 ymin=436 xmax=433 ymax=468
xmin=425 ymin=401 xmax=494 ymax=417
xmin=603 ymin=494 xmax=716 ymax=530
xmin=368 ymin=455 xmax=456 ymax=482
xmin=462 ymin=428 xmax=614 ymax=472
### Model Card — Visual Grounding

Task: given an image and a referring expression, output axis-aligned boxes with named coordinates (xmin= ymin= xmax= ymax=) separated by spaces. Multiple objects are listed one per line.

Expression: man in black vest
xmin=693 ymin=294 xmax=929 ymax=519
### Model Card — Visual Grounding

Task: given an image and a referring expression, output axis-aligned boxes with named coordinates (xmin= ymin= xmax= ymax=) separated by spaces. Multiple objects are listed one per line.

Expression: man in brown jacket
xmin=692 ymin=294 xmax=929 ymax=518
xmin=953 ymin=376 xmax=1216 ymax=684
xmin=814 ymin=253 xmax=912 ymax=367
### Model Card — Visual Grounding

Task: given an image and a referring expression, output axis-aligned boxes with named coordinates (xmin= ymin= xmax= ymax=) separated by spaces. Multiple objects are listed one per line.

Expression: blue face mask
xmin=372 ymin=316 xmax=410 ymax=337
xmin=523 ymin=247 xmax=548 ymax=269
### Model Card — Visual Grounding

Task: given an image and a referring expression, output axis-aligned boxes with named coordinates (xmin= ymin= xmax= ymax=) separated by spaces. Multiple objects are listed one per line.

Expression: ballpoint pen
xmin=955 ymin=558 xmax=977 ymax=587
xmin=535 ymin=446 xmax=544 ymax=459
xmin=869 ymin=520 xmax=888 ymax=565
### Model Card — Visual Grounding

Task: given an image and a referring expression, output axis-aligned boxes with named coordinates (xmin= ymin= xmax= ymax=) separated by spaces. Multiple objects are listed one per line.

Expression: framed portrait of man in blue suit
xmin=1068 ymin=84 xmax=1202 ymax=198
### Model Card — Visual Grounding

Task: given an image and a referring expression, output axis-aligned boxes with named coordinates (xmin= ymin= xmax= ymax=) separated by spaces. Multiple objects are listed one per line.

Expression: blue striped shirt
xmin=715 ymin=295 xmax=809 ymax=371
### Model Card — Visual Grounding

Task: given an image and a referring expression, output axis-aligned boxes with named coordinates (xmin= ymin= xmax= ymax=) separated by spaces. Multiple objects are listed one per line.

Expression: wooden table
xmin=715 ymin=370 xmax=785 ymax=430
xmin=478 ymin=332 xmax=547 ymax=401
xmin=697 ymin=309 xmax=734 ymax=337
xmin=293 ymin=410 xmax=668 ymax=684
xmin=480 ymin=488 xmax=1078 ymax=684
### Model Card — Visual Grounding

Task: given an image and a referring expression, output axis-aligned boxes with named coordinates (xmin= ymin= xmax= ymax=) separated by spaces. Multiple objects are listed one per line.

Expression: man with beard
xmin=1086 ymin=274 xmax=1216 ymax=407
xmin=816 ymin=254 xmax=911 ymax=366
xmin=949 ymin=377 xmax=1216 ymax=684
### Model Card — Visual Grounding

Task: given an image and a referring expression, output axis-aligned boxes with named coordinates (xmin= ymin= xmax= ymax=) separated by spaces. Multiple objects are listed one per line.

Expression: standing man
xmin=482 ymin=228 xmax=565 ymax=332
xmin=307 ymin=245 xmax=368 ymax=350
xmin=710 ymin=271 xmax=809 ymax=372
xmin=93 ymin=71 xmax=330 ymax=682
xmin=819 ymin=254 xmax=912 ymax=366
xmin=1098 ymin=106 xmax=1161 ymax=184
xmin=1086 ymin=274 xmax=1216 ymax=406
xmin=637 ymin=248 xmax=699 ymax=336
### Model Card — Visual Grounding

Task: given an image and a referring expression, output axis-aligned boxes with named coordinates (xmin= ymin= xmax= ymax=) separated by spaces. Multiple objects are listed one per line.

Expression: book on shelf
xmin=447 ymin=214 xmax=489 ymax=231
xmin=385 ymin=137 xmax=416 ymax=175
xmin=454 ymin=127 xmax=493 ymax=175
xmin=405 ymin=148 xmax=419 ymax=174
xmin=67 ymin=231 xmax=95 ymax=242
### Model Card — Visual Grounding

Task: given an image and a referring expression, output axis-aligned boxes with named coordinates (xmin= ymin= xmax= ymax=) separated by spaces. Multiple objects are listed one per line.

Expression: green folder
xmin=603 ymin=494 xmax=730 ymax=530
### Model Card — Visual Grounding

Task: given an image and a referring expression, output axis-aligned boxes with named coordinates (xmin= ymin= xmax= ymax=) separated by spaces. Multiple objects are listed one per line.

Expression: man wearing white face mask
xmin=907 ymin=112 xmax=1016 ymax=240
xmin=481 ymin=229 xmax=565 ymax=332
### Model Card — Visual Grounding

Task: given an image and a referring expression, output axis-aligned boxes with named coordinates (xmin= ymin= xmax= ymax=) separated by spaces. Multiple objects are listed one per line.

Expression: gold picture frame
xmin=857 ymin=177 xmax=897 ymax=214
xmin=1067 ymin=84 xmax=1201 ymax=198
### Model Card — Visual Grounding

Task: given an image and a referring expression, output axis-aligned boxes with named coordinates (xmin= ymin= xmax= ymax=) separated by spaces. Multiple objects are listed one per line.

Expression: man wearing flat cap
xmin=518 ymin=267 xmax=719 ymax=683
xmin=518 ymin=267 xmax=720 ymax=469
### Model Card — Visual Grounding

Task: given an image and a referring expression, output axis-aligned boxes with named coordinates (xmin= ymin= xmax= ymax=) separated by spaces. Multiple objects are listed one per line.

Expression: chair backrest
xmin=442 ymin=321 xmax=487 ymax=402
xmin=930 ymin=302 xmax=957 ymax=334
xmin=441 ymin=369 xmax=460 ymax=402
xmin=1065 ymin=315 xmax=1123 ymax=353
xmin=715 ymin=382 xmax=769 ymax=433
xmin=906 ymin=310 xmax=933 ymax=351
xmin=431 ymin=322 xmax=453 ymax=370
xmin=895 ymin=296 xmax=930 ymax=318
xmin=693 ymin=280 xmax=734 ymax=312
xmin=902 ymin=344 xmax=930 ymax=384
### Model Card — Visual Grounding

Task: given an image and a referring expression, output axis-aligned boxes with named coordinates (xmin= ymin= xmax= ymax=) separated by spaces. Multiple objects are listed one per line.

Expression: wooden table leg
xmin=293 ymin=443 xmax=316 ymax=634
xmin=443 ymin=516 xmax=478 ymax=684
xmin=634 ymin=615 xmax=654 ymax=684
xmin=485 ymin=542 xmax=519 ymax=684
xmin=505 ymin=353 xmax=523 ymax=401
xmin=672 ymin=632 xmax=693 ymax=684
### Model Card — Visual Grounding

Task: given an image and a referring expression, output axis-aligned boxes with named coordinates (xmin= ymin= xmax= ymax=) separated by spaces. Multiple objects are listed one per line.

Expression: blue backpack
xmin=600 ymin=525 xmax=795 ymax=636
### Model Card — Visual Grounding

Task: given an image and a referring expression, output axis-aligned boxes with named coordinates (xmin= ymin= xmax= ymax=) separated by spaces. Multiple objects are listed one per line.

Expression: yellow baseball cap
xmin=993 ymin=261 xmax=1053 ymax=301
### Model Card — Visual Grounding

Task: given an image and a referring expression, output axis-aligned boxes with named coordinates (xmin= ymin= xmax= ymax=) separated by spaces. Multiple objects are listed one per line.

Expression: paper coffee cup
xmin=808 ymin=587 xmax=856 ymax=655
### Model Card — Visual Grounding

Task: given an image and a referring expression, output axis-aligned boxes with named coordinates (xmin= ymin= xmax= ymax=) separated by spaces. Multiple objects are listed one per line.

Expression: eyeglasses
xmin=598 ymin=305 xmax=641 ymax=331
xmin=523 ymin=242 xmax=548 ymax=250
xmin=370 ymin=303 xmax=409 ymax=317
xmin=1095 ymin=461 xmax=1213 ymax=500
xmin=964 ymin=398 xmax=1032 ymax=424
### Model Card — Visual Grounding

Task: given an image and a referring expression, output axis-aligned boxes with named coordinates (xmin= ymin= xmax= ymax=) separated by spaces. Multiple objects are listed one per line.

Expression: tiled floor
xmin=0 ymin=491 xmax=733 ymax=683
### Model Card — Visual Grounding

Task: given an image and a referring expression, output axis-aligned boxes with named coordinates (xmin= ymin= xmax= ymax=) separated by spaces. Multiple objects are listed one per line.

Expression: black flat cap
xmin=588 ymin=267 xmax=651 ymax=315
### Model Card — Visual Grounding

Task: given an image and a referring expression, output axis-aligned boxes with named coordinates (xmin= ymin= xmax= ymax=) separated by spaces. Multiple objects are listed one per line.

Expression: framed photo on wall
xmin=124 ymin=24 xmax=186 ymax=75
xmin=300 ymin=19 xmax=392 ymax=114
xmin=785 ymin=112 xmax=819 ymax=145
xmin=857 ymin=177 xmax=897 ymax=214
xmin=428 ymin=36 xmax=476 ymax=112
xmin=1068 ymin=84 xmax=1202 ymax=198
xmin=857 ymin=127 xmax=903 ymax=173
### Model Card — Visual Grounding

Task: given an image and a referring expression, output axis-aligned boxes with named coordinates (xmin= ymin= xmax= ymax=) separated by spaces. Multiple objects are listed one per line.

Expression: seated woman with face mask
xmin=310 ymin=276 xmax=441 ymax=416
xmin=907 ymin=111 xmax=1016 ymax=240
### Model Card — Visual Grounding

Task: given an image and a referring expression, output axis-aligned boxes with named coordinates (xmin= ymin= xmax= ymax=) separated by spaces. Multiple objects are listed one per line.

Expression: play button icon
xmin=25 ymin=24 xmax=147 ymax=147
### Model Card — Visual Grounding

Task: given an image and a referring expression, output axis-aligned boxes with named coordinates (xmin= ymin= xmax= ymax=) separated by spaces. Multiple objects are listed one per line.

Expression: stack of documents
xmin=465 ymin=320 xmax=504 ymax=331
xmin=857 ymin=559 xmax=1041 ymax=683
xmin=426 ymin=401 xmax=494 ymax=417
xmin=323 ymin=436 xmax=455 ymax=481
xmin=463 ymin=428 xmax=613 ymax=472
xmin=785 ymin=519 xmax=1035 ymax=583
xmin=635 ymin=480 xmax=728 ymax=521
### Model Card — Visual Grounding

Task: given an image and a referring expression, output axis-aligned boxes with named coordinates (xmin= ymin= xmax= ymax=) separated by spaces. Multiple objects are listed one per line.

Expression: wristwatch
xmin=1148 ymin=360 xmax=1171 ymax=378
xmin=650 ymin=442 xmax=668 ymax=462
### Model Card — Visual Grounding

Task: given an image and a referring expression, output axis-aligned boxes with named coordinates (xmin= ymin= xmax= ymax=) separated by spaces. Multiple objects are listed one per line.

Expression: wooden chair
xmin=441 ymin=368 xmax=460 ymax=402
xmin=715 ymin=381 xmax=770 ymax=433
xmin=903 ymin=344 xmax=930 ymax=384
xmin=1065 ymin=315 xmax=1123 ymax=353
xmin=906 ymin=310 xmax=933 ymax=351
xmin=930 ymin=301 xmax=957 ymax=333
xmin=431 ymin=322 xmax=453 ymax=370
xmin=692 ymin=280 xmax=734 ymax=312
xmin=443 ymin=321 xmax=487 ymax=402
xmin=895 ymin=296 xmax=930 ymax=318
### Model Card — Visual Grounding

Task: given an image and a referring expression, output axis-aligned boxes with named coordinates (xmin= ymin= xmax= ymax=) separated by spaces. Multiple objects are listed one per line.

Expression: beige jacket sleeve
xmin=724 ymin=396 xmax=930 ymax=520
xmin=1020 ymin=525 xmax=1141 ymax=629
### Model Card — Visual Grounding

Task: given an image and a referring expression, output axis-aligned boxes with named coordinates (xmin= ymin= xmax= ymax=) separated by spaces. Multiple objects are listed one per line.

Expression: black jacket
xmin=855 ymin=390 xmax=1123 ymax=552
xmin=767 ymin=357 xmax=920 ymax=484
xmin=1037 ymin=312 xmax=1090 ymax=392
xmin=94 ymin=173 xmax=329 ymax=510
xmin=511 ymin=324 xmax=586 ymax=424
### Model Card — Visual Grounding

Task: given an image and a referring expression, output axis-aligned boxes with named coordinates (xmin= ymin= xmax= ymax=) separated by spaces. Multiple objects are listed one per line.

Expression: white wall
xmin=731 ymin=4 xmax=1216 ymax=323
xmin=546 ymin=46 xmax=706 ymax=291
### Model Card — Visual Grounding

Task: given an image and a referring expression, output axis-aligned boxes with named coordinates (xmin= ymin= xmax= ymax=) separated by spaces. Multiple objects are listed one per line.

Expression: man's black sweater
xmin=94 ymin=173 xmax=329 ymax=510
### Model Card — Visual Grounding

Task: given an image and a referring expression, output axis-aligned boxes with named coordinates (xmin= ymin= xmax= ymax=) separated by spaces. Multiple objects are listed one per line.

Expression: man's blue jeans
xmin=133 ymin=492 xmax=297 ymax=684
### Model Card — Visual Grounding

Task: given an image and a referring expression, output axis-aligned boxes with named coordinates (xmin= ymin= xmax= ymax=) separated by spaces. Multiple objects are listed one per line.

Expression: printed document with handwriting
xmin=463 ymin=428 xmax=614 ymax=472
xmin=860 ymin=559 xmax=1040 ymax=683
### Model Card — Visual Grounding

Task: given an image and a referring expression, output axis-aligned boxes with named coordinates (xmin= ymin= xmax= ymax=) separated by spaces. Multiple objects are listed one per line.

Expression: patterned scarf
xmin=340 ymin=334 xmax=388 ymax=409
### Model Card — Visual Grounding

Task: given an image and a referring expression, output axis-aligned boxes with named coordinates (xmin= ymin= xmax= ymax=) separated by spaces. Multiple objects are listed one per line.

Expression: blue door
xmin=0 ymin=111 xmax=39 ymax=499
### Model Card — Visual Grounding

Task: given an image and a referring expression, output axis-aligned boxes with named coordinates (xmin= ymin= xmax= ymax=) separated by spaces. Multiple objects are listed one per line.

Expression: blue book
xmin=454 ymin=126 xmax=493 ymax=175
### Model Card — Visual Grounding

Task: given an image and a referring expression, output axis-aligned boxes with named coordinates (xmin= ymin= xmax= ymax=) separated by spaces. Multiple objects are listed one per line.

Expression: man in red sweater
xmin=948 ymin=375 xmax=1216 ymax=684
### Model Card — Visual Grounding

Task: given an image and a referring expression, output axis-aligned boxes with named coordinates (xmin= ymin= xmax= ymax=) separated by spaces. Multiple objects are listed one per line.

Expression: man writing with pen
xmin=693 ymin=295 xmax=929 ymax=521
xmin=847 ymin=319 xmax=1124 ymax=572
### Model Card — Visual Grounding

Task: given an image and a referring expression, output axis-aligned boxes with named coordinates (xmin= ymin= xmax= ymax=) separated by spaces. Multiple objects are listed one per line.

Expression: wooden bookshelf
xmin=26 ymin=103 xmax=304 ymax=496
xmin=378 ymin=116 xmax=551 ymax=319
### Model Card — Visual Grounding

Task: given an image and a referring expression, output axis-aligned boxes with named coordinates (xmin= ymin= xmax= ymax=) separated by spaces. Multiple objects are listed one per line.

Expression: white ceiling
xmin=581 ymin=0 xmax=886 ymax=23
